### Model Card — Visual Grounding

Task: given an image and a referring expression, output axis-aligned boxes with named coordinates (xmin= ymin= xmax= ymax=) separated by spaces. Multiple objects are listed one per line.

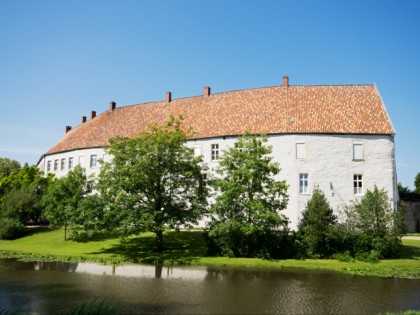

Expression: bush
xmin=0 ymin=217 xmax=25 ymax=239
xmin=345 ymin=186 xmax=403 ymax=258
xmin=204 ymin=220 xmax=293 ymax=259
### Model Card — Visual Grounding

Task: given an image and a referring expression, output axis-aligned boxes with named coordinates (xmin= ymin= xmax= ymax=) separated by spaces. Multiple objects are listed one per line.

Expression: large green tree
xmin=97 ymin=117 xmax=208 ymax=251
xmin=42 ymin=165 xmax=91 ymax=240
xmin=207 ymin=134 xmax=289 ymax=257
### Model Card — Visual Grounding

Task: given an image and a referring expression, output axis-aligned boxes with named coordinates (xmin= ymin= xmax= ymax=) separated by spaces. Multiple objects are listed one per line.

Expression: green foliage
xmin=42 ymin=165 xmax=92 ymax=240
xmin=398 ymin=182 xmax=412 ymax=194
xmin=0 ymin=157 xmax=21 ymax=179
xmin=415 ymin=172 xmax=420 ymax=194
xmin=207 ymin=134 xmax=289 ymax=257
xmin=0 ymin=164 xmax=50 ymax=238
xmin=0 ymin=216 xmax=25 ymax=239
xmin=297 ymin=186 xmax=340 ymax=258
xmin=345 ymin=185 xmax=403 ymax=258
xmin=1 ymin=186 xmax=43 ymax=223
xmin=96 ymin=117 xmax=208 ymax=250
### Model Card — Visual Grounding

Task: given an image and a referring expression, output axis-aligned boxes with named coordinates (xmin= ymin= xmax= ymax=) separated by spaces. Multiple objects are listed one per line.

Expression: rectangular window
xmin=54 ymin=160 xmax=58 ymax=171
xmin=354 ymin=174 xmax=363 ymax=195
xmin=296 ymin=143 xmax=306 ymax=159
xmin=299 ymin=173 xmax=309 ymax=194
xmin=47 ymin=161 xmax=52 ymax=172
xmin=211 ymin=144 xmax=219 ymax=161
xmin=60 ymin=158 xmax=66 ymax=171
xmin=90 ymin=154 xmax=97 ymax=168
xmin=68 ymin=157 xmax=74 ymax=170
xmin=193 ymin=146 xmax=202 ymax=157
xmin=353 ymin=143 xmax=363 ymax=160
xmin=79 ymin=156 xmax=85 ymax=167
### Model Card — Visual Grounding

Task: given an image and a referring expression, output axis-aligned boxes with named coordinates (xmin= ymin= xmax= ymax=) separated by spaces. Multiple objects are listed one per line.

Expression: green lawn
xmin=1 ymin=227 xmax=419 ymax=279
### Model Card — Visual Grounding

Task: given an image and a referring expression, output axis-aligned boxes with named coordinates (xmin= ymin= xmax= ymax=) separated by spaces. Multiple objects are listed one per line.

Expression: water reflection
xmin=1 ymin=258 xmax=419 ymax=314
xmin=34 ymin=261 xmax=208 ymax=279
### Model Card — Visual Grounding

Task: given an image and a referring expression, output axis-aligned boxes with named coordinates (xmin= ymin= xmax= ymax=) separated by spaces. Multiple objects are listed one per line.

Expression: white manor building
xmin=37 ymin=76 xmax=397 ymax=229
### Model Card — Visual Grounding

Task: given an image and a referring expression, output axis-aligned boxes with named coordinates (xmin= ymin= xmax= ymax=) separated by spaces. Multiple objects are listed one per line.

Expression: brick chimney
xmin=65 ymin=126 xmax=72 ymax=133
xmin=90 ymin=111 xmax=96 ymax=119
xmin=204 ymin=86 xmax=211 ymax=96
xmin=166 ymin=91 xmax=172 ymax=102
xmin=283 ymin=76 xmax=289 ymax=87
xmin=82 ymin=116 xmax=87 ymax=123
xmin=109 ymin=101 xmax=116 ymax=112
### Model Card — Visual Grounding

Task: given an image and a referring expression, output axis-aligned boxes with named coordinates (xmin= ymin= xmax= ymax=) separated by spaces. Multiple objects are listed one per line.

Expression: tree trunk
xmin=64 ymin=223 xmax=67 ymax=241
xmin=155 ymin=231 xmax=164 ymax=251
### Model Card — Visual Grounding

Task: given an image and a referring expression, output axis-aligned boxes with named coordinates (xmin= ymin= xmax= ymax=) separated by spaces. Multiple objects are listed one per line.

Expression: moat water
xmin=1 ymin=258 xmax=419 ymax=314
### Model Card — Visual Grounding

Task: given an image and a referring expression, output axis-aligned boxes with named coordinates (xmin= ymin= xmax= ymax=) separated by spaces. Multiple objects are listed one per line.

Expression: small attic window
xmin=296 ymin=143 xmax=306 ymax=159
xmin=353 ymin=143 xmax=364 ymax=161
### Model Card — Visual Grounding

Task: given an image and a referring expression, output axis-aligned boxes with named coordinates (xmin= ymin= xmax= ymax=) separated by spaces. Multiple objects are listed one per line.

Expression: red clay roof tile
xmin=46 ymin=84 xmax=394 ymax=155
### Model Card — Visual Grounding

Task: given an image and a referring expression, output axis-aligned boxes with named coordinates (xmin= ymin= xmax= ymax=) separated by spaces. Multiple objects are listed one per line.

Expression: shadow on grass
xmin=398 ymin=245 xmax=420 ymax=260
xmin=89 ymin=231 xmax=207 ymax=264
xmin=23 ymin=226 xmax=53 ymax=237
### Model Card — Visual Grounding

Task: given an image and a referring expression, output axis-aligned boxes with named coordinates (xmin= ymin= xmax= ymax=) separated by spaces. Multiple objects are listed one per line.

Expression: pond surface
xmin=1 ymin=258 xmax=419 ymax=314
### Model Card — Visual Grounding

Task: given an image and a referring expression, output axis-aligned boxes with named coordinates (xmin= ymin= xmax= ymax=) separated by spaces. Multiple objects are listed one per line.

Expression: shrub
xmin=297 ymin=186 xmax=340 ymax=258
xmin=204 ymin=220 xmax=292 ymax=259
xmin=345 ymin=186 xmax=403 ymax=258
xmin=0 ymin=217 xmax=25 ymax=240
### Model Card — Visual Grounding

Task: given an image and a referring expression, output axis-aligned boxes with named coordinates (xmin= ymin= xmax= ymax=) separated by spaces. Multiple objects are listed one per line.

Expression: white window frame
xmin=299 ymin=173 xmax=309 ymax=194
xmin=353 ymin=143 xmax=364 ymax=161
xmin=296 ymin=142 xmax=306 ymax=159
xmin=353 ymin=174 xmax=363 ymax=195
xmin=60 ymin=158 xmax=66 ymax=171
xmin=79 ymin=156 xmax=85 ymax=167
xmin=47 ymin=161 xmax=52 ymax=172
xmin=90 ymin=154 xmax=98 ymax=168
xmin=211 ymin=144 xmax=219 ymax=161
xmin=54 ymin=160 xmax=58 ymax=171
xmin=68 ymin=157 xmax=74 ymax=170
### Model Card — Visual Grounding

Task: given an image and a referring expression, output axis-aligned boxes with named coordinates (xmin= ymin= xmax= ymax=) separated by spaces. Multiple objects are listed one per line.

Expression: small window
xmin=79 ymin=156 xmax=85 ymax=167
xmin=68 ymin=157 xmax=74 ymax=170
xmin=193 ymin=146 xmax=202 ymax=157
xmin=211 ymin=144 xmax=219 ymax=161
xmin=54 ymin=160 xmax=58 ymax=171
xmin=90 ymin=154 xmax=97 ymax=168
xmin=353 ymin=143 xmax=363 ymax=160
xmin=47 ymin=161 xmax=52 ymax=172
xmin=354 ymin=174 xmax=363 ymax=195
xmin=296 ymin=143 xmax=306 ymax=159
xmin=299 ymin=173 xmax=309 ymax=194
xmin=60 ymin=158 xmax=66 ymax=171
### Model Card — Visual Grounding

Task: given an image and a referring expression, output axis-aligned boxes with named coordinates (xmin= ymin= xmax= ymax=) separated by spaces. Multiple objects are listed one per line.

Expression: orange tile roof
xmin=46 ymin=84 xmax=394 ymax=155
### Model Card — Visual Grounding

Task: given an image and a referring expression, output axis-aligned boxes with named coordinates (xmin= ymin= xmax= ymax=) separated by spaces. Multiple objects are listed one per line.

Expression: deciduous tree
xmin=42 ymin=165 xmax=91 ymax=240
xmin=0 ymin=157 xmax=21 ymax=179
xmin=207 ymin=134 xmax=289 ymax=257
xmin=97 ymin=117 xmax=208 ymax=251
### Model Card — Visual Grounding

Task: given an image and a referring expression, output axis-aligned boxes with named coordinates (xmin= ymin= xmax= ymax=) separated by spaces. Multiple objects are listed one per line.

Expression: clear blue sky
xmin=1 ymin=0 xmax=419 ymax=189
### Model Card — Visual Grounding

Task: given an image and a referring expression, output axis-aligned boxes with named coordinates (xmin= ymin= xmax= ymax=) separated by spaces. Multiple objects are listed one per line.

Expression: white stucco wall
xmin=39 ymin=133 xmax=397 ymax=230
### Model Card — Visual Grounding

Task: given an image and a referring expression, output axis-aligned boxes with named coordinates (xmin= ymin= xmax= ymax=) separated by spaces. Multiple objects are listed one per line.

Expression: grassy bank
xmin=1 ymin=228 xmax=419 ymax=279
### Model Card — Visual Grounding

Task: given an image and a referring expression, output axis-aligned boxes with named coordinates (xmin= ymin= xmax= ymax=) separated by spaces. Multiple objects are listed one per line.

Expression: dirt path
xmin=402 ymin=236 xmax=420 ymax=240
